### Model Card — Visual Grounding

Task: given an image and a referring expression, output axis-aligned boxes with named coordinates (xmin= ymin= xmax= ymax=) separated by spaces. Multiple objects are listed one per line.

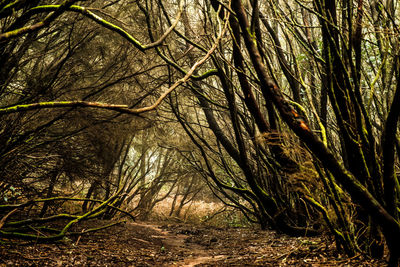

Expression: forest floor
xmin=0 ymin=219 xmax=387 ymax=266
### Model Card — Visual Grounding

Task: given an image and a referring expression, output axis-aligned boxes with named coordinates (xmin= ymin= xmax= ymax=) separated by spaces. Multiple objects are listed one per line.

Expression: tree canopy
xmin=1 ymin=0 xmax=400 ymax=265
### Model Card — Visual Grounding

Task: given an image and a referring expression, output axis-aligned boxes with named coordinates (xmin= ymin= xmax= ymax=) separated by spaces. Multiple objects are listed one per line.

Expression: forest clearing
xmin=1 ymin=0 xmax=400 ymax=266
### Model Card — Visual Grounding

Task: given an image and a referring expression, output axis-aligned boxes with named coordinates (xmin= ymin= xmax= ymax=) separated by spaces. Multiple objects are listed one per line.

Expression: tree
xmin=225 ymin=0 xmax=400 ymax=265
xmin=0 ymin=0 xmax=158 ymax=240
xmin=1 ymin=0 xmax=400 ymax=265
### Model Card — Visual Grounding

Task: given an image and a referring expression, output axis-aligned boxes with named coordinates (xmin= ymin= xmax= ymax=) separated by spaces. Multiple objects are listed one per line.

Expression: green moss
xmin=246 ymin=27 xmax=257 ymax=46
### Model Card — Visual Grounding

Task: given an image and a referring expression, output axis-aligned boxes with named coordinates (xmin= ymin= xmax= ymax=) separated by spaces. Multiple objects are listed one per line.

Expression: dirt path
xmin=137 ymin=223 xmax=227 ymax=266
xmin=0 ymin=220 xmax=387 ymax=266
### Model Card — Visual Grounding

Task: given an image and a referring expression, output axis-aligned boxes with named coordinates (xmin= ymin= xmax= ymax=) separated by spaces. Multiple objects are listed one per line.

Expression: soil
xmin=0 ymin=220 xmax=386 ymax=266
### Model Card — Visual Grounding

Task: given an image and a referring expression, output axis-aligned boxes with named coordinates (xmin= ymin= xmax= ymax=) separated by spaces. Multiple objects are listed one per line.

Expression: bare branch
xmin=0 ymin=0 xmax=78 ymax=41
xmin=13 ymin=3 xmax=184 ymax=52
